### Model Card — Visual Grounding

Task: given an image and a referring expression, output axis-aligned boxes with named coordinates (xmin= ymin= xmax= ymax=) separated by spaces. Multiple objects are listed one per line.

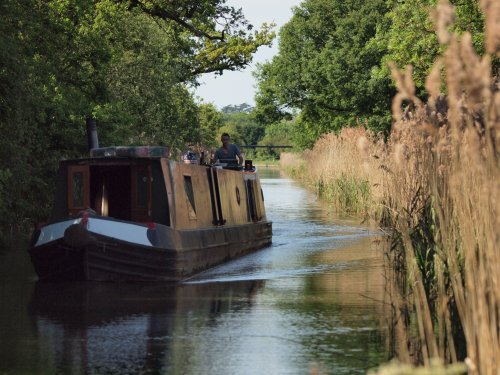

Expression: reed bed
xmin=379 ymin=0 xmax=500 ymax=372
xmin=290 ymin=1 xmax=499 ymax=373
xmin=280 ymin=128 xmax=387 ymax=217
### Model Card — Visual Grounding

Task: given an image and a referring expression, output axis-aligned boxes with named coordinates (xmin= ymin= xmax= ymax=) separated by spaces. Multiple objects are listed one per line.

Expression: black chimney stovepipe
xmin=86 ymin=117 xmax=99 ymax=151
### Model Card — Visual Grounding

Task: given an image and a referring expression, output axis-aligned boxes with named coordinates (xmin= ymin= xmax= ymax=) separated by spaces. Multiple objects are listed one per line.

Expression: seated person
xmin=214 ymin=133 xmax=243 ymax=168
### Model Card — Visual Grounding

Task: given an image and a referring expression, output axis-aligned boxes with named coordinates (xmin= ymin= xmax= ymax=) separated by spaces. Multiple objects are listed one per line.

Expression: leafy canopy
xmin=122 ymin=0 xmax=275 ymax=76
xmin=0 ymin=0 xmax=275 ymax=231
xmin=254 ymin=0 xmax=393 ymax=149
xmin=254 ymin=0 xmax=488 ymax=150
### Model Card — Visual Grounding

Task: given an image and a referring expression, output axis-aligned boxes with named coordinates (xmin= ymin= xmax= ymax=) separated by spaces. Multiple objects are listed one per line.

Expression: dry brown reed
xmin=280 ymin=127 xmax=387 ymax=217
xmin=379 ymin=0 xmax=500 ymax=373
xmin=368 ymin=359 xmax=466 ymax=375
xmin=479 ymin=0 xmax=500 ymax=56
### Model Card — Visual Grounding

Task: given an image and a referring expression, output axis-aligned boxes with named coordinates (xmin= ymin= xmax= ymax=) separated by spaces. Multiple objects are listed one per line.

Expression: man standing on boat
xmin=215 ymin=133 xmax=243 ymax=168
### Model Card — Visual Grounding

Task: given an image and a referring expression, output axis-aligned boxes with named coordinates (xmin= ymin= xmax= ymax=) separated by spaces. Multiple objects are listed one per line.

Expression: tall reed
xmin=376 ymin=0 xmax=500 ymax=373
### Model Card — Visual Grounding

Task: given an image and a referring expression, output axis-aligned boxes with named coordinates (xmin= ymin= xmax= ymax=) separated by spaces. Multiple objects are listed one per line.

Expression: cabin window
xmin=184 ymin=175 xmax=196 ymax=213
xmin=72 ymin=172 xmax=84 ymax=207
xmin=67 ymin=165 xmax=90 ymax=215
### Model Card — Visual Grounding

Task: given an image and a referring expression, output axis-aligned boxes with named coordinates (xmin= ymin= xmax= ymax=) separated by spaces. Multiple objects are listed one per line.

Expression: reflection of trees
xmin=29 ymin=280 xmax=263 ymax=374
xmin=255 ymin=167 xmax=283 ymax=180
xmin=274 ymin=237 xmax=390 ymax=374
xmin=0 ymin=239 xmax=40 ymax=375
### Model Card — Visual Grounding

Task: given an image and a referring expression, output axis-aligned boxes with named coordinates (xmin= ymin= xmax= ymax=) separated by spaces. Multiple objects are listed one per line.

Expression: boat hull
xmin=29 ymin=219 xmax=272 ymax=282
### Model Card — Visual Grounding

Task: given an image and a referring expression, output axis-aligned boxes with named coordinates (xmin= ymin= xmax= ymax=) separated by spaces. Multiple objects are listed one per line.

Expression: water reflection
xmin=29 ymin=281 xmax=263 ymax=375
xmin=0 ymin=167 xmax=389 ymax=375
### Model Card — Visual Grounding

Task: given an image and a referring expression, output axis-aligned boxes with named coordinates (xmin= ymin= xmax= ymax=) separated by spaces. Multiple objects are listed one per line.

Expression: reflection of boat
xmin=29 ymin=280 xmax=263 ymax=374
xmin=29 ymin=121 xmax=272 ymax=282
xmin=29 ymin=280 xmax=263 ymax=326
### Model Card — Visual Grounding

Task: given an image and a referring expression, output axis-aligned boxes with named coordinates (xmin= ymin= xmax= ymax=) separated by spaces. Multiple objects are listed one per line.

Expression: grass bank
xmin=283 ymin=2 xmax=499 ymax=374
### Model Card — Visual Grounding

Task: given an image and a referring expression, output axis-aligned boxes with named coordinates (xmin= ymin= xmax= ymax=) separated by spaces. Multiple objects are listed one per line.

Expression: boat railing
xmin=213 ymin=159 xmax=256 ymax=173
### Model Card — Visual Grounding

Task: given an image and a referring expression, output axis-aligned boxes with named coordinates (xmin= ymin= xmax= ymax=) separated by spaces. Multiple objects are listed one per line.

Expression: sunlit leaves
xmin=381 ymin=0 xmax=486 ymax=94
xmin=121 ymin=0 xmax=276 ymax=75
xmin=193 ymin=22 xmax=275 ymax=75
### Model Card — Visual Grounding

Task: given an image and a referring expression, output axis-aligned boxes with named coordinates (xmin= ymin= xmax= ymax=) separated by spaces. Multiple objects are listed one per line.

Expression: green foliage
xmin=253 ymin=62 xmax=293 ymax=126
xmin=254 ymin=0 xmax=488 ymax=149
xmin=231 ymin=114 xmax=265 ymax=146
xmin=121 ymin=0 xmax=276 ymax=76
xmin=378 ymin=0 xmax=486 ymax=95
xmin=256 ymin=120 xmax=295 ymax=160
xmin=254 ymin=0 xmax=394 ymax=148
xmin=197 ymin=103 xmax=224 ymax=148
xmin=314 ymin=175 xmax=372 ymax=214
xmin=0 ymin=0 xmax=274 ymax=231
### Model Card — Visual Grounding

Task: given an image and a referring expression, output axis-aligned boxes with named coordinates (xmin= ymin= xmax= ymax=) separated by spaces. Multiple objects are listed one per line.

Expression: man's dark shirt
xmin=215 ymin=144 xmax=241 ymax=166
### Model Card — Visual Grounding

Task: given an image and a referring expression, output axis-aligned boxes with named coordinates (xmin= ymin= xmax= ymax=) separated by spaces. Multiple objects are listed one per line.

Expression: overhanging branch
xmin=127 ymin=0 xmax=227 ymax=41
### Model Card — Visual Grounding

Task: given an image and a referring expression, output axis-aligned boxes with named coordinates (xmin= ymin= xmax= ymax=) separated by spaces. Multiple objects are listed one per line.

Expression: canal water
xmin=0 ymin=168 xmax=390 ymax=375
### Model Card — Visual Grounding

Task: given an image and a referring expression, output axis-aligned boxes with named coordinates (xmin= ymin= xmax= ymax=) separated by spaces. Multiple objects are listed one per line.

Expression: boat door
xmin=131 ymin=163 xmax=152 ymax=222
xmin=67 ymin=165 xmax=90 ymax=216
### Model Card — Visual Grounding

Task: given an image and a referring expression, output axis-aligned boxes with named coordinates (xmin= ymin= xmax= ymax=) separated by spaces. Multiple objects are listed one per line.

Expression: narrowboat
xmin=28 ymin=123 xmax=272 ymax=282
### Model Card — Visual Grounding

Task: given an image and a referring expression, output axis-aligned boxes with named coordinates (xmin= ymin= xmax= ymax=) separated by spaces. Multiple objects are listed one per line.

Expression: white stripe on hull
xmin=35 ymin=218 xmax=153 ymax=247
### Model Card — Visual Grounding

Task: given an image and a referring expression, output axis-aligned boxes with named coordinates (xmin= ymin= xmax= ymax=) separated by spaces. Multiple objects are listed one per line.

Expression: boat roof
xmin=58 ymin=146 xmax=170 ymax=165
xmin=90 ymin=146 xmax=170 ymax=158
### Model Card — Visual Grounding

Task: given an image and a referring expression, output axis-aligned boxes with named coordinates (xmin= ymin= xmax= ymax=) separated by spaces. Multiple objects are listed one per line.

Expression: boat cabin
xmin=50 ymin=146 xmax=267 ymax=230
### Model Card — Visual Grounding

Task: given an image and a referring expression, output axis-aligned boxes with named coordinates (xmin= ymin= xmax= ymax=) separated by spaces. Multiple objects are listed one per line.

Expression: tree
xmin=0 ymin=0 xmax=84 ymax=230
xmin=253 ymin=62 xmax=293 ymax=127
xmin=254 ymin=0 xmax=394 ymax=149
xmin=254 ymin=0 xmax=489 ymax=150
xmin=197 ymin=103 xmax=224 ymax=148
xmin=220 ymin=112 xmax=265 ymax=145
xmin=121 ymin=0 xmax=275 ymax=76
xmin=256 ymin=119 xmax=296 ymax=160
xmin=379 ymin=0 xmax=487 ymax=94
xmin=221 ymin=103 xmax=254 ymax=114
xmin=0 ymin=0 xmax=275 ymax=232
